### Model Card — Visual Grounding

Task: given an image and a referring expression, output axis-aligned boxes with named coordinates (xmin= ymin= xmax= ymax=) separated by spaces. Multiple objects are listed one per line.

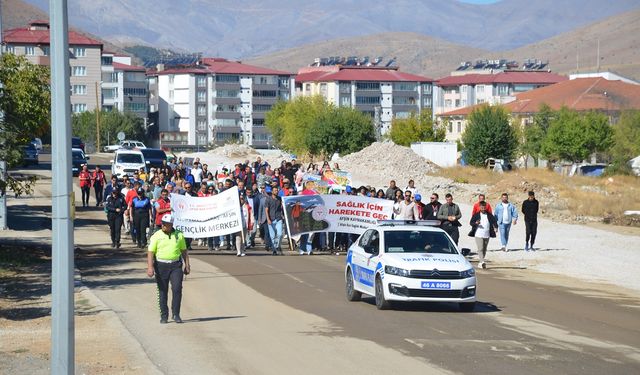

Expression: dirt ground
xmin=0 ymin=245 xmax=154 ymax=375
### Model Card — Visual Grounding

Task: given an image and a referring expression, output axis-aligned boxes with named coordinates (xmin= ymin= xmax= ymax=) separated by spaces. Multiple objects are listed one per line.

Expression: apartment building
xmin=100 ymin=51 xmax=148 ymax=118
xmin=149 ymin=58 xmax=294 ymax=148
xmin=437 ymin=77 xmax=640 ymax=141
xmin=2 ymin=20 xmax=103 ymax=113
xmin=295 ymin=66 xmax=433 ymax=134
xmin=433 ymin=71 xmax=567 ymax=116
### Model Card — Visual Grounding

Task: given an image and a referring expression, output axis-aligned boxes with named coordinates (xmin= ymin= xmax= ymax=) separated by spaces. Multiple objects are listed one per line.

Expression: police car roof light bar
xmin=377 ymin=220 xmax=441 ymax=227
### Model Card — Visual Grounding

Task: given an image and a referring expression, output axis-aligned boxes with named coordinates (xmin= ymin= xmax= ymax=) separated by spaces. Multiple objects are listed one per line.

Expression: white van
xmin=111 ymin=148 xmax=146 ymax=178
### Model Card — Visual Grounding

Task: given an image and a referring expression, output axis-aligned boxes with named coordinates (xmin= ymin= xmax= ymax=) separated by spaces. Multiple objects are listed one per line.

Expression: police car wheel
xmin=345 ymin=268 xmax=361 ymax=302
xmin=375 ymin=276 xmax=391 ymax=310
xmin=459 ymin=302 xmax=476 ymax=312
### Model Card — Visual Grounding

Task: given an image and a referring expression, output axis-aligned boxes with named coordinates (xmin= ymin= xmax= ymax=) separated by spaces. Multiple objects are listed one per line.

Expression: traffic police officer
xmin=131 ymin=187 xmax=152 ymax=248
xmin=104 ymin=187 xmax=127 ymax=248
xmin=147 ymin=214 xmax=191 ymax=324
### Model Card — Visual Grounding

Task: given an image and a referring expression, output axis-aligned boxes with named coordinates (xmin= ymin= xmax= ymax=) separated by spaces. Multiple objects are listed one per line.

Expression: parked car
xmin=140 ymin=148 xmax=167 ymax=169
xmin=71 ymin=148 xmax=89 ymax=176
xmin=103 ymin=140 xmax=146 ymax=153
xmin=111 ymin=148 xmax=146 ymax=178
xmin=22 ymin=143 xmax=39 ymax=166
xmin=30 ymin=138 xmax=43 ymax=151
xmin=72 ymin=137 xmax=85 ymax=153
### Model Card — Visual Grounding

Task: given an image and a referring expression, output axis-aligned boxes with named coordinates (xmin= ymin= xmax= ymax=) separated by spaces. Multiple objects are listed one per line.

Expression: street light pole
xmin=50 ymin=0 xmax=75 ymax=373
xmin=95 ymin=81 xmax=101 ymax=152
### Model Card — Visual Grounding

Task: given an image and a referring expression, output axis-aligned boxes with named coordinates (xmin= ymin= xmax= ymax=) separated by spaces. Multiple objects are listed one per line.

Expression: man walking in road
xmin=92 ymin=166 xmax=106 ymax=207
xmin=471 ymin=193 xmax=493 ymax=216
xmin=437 ymin=194 xmax=462 ymax=245
xmin=105 ymin=187 xmax=127 ymax=248
xmin=522 ymin=191 xmax=539 ymax=251
xmin=147 ymin=214 xmax=190 ymax=324
xmin=469 ymin=201 xmax=498 ymax=269
xmin=422 ymin=193 xmax=441 ymax=220
xmin=494 ymin=193 xmax=518 ymax=251
xmin=394 ymin=190 xmax=419 ymax=220
xmin=265 ymin=185 xmax=285 ymax=255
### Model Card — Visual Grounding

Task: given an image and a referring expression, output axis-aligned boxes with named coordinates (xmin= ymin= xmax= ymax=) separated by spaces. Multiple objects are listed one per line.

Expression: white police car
xmin=345 ymin=220 xmax=477 ymax=311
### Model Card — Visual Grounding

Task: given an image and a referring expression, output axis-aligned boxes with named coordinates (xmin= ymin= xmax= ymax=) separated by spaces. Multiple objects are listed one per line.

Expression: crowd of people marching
xmin=91 ymin=154 xmax=538 ymax=268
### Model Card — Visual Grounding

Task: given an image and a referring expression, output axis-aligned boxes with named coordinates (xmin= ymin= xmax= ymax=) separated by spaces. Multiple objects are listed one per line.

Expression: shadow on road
xmin=360 ymin=297 xmax=501 ymax=313
xmin=181 ymin=316 xmax=246 ymax=323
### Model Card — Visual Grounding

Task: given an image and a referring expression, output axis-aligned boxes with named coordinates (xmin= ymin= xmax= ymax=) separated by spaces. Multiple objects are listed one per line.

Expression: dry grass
xmin=436 ymin=166 xmax=640 ymax=220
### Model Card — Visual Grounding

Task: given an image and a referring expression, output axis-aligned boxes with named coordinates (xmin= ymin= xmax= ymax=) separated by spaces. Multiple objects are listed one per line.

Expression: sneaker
xmin=173 ymin=315 xmax=183 ymax=324
xmin=240 ymin=253 xmax=246 ymax=257
xmin=306 ymin=251 xmax=313 ymax=255
xmin=272 ymin=251 xmax=278 ymax=256
xmin=503 ymin=246 xmax=509 ymax=252
xmin=160 ymin=317 xmax=168 ymax=324
xmin=299 ymin=251 xmax=305 ymax=255
xmin=111 ymin=242 xmax=116 ymax=248
xmin=525 ymin=243 xmax=530 ymax=251
xmin=116 ymin=243 xmax=121 ymax=248
xmin=481 ymin=262 xmax=487 ymax=269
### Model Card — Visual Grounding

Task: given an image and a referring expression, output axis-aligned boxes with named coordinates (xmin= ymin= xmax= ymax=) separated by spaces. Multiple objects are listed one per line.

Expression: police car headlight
xmin=385 ymin=265 xmax=410 ymax=277
xmin=460 ymin=268 xmax=476 ymax=278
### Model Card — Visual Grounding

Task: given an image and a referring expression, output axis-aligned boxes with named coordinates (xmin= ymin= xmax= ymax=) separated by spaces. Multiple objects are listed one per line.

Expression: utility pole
xmin=596 ymin=38 xmax=601 ymax=73
xmin=95 ymin=81 xmax=101 ymax=152
xmin=50 ymin=0 xmax=75 ymax=373
xmin=0 ymin=0 xmax=8 ymax=231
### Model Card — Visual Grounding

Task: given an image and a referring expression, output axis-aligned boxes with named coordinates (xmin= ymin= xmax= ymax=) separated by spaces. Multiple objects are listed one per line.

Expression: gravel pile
xmin=208 ymin=144 xmax=258 ymax=158
xmin=337 ymin=142 xmax=479 ymax=200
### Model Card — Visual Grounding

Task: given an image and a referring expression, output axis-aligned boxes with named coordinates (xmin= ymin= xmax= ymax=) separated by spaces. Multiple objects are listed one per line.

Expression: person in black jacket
xmin=105 ymin=187 xmax=127 ymax=248
xmin=521 ymin=191 xmax=539 ymax=251
xmin=421 ymin=193 xmax=442 ymax=220
xmin=469 ymin=201 xmax=498 ymax=269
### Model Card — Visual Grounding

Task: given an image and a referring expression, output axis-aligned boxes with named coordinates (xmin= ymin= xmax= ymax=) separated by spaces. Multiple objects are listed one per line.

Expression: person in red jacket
xmin=471 ymin=193 xmax=493 ymax=216
xmin=79 ymin=165 xmax=92 ymax=207
xmin=92 ymin=166 xmax=106 ymax=207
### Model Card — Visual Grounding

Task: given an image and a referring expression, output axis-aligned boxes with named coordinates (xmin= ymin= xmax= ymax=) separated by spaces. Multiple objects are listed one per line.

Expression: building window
xmin=124 ymin=102 xmax=147 ymax=112
xmin=5 ymin=45 xmax=15 ymax=54
xmin=393 ymin=82 xmax=417 ymax=91
xmin=197 ymin=76 xmax=207 ymax=88
xmin=72 ymin=85 xmax=87 ymax=95
xmin=197 ymin=134 xmax=208 ymax=145
xmin=304 ymin=84 xmax=311 ymax=94
xmin=457 ymin=122 xmax=462 ymax=133
xmin=253 ymin=76 xmax=276 ymax=85
xmin=253 ymin=119 xmax=265 ymax=127
xmin=197 ymin=91 xmax=206 ymax=102
xmin=339 ymin=82 xmax=351 ymax=94
xmin=197 ymin=119 xmax=207 ymax=131
xmin=455 ymin=99 xmax=460 ymax=107
xmin=215 ymin=75 xmax=239 ymax=82
xmin=253 ymin=90 xmax=277 ymax=98
xmin=423 ymin=97 xmax=432 ymax=107
xmin=320 ymin=83 xmax=328 ymax=96
xmin=278 ymin=77 xmax=290 ymax=89
xmin=101 ymin=56 xmax=112 ymax=65
xmin=355 ymin=82 xmax=380 ymax=91
xmin=355 ymin=96 xmax=380 ymax=105
xmin=215 ymin=132 xmax=240 ymax=141
xmin=497 ymin=84 xmax=509 ymax=96
xmin=197 ymin=105 xmax=207 ymax=116
xmin=25 ymin=46 xmax=35 ymax=56
xmin=72 ymin=103 xmax=87 ymax=113
xmin=252 ymin=133 xmax=272 ymax=142
xmin=123 ymin=88 xmax=147 ymax=96
xmin=42 ymin=46 xmax=50 ymax=56
xmin=149 ymin=104 xmax=156 ymax=112
xmin=252 ymin=104 xmax=272 ymax=112
xmin=215 ymin=104 xmax=237 ymax=112
xmin=73 ymin=47 xmax=86 ymax=57
xmin=169 ymin=75 xmax=174 ymax=84
xmin=214 ymin=90 xmax=239 ymax=98
xmin=340 ymin=96 xmax=351 ymax=107
xmin=395 ymin=112 xmax=410 ymax=119
xmin=102 ymin=88 xmax=117 ymax=99
xmin=421 ymin=84 xmax=432 ymax=94
xmin=477 ymin=85 xmax=484 ymax=93
xmin=72 ymin=66 xmax=87 ymax=76
xmin=214 ymin=119 xmax=238 ymax=127
xmin=447 ymin=122 xmax=452 ymax=133
xmin=278 ymin=91 xmax=290 ymax=101
xmin=392 ymin=97 xmax=416 ymax=105
xmin=444 ymin=99 xmax=452 ymax=107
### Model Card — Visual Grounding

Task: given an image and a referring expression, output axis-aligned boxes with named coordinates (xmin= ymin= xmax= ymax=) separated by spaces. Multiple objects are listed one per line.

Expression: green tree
xmin=388 ymin=111 xmax=445 ymax=146
xmin=541 ymin=108 xmax=613 ymax=163
xmin=609 ymin=110 xmax=640 ymax=173
xmin=461 ymin=105 xmax=518 ymax=166
xmin=266 ymin=95 xmax=375 ymax=157
xmin=520 ymin=104 xmax=555 ymax=167
xmin=0 ymin=54 xmax=50 ymax=196
xmin=72 ymin=109 xmax=147 ymax=149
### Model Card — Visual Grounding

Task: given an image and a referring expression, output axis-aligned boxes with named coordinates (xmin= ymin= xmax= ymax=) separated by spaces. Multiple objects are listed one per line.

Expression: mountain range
xmin=18 ymin=0 xmax=640 ymax=58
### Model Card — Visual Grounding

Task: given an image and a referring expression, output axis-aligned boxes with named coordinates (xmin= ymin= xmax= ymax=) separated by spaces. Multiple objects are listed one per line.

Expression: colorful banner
xmin=282 ymin=194 xmax=394 ymax=236
xmin=322 ymin=169 xmax=352 ymax=188
xmin=170 ymin=186 xmax=242 ymax=238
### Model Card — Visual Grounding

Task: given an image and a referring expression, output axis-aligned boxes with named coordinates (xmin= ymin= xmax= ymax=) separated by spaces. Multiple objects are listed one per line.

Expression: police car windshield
xmin=384 ymin=230 xmax=458 ymax=254
xmin=117 ymin=153 xmax=143 ymax=163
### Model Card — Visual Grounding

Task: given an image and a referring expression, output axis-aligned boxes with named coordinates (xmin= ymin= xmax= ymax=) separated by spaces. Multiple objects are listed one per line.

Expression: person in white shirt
xmin=494 ymin=193 xmax=518 ymax=251
xmin=394 ymin=190 xmax=420 ymax=220
xmin=469 ymin=201 xmax=498 ymax=269
xmin=192 ymin=162 xmax=203 ymax=190
xmin=405 ymin=179 xmax=419 ymax=198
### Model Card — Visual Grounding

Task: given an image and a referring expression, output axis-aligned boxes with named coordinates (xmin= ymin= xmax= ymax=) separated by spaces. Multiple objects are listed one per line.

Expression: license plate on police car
xmin=421 ymin=281 xmax=451 ymax=289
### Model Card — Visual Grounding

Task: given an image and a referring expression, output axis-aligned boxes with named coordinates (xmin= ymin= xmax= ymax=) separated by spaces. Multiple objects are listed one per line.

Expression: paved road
xmin=191 ymin=250 xmax=640 ymax=375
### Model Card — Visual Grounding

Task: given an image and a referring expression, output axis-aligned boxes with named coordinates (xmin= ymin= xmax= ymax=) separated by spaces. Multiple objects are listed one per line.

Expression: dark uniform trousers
xmin=154 ymin=260 xmax=184 ymax=319
xmin=525 ymin=219 xmax=538 ymax=246
xmin=133 ymin=209 xmax=149 ymax=246
xmin=107 ymin=213 xmax=123 ymax=245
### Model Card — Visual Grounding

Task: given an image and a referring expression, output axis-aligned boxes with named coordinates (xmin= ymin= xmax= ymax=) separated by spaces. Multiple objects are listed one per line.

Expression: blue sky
xmin=459 ymin=0 xmax=502 ymax=4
